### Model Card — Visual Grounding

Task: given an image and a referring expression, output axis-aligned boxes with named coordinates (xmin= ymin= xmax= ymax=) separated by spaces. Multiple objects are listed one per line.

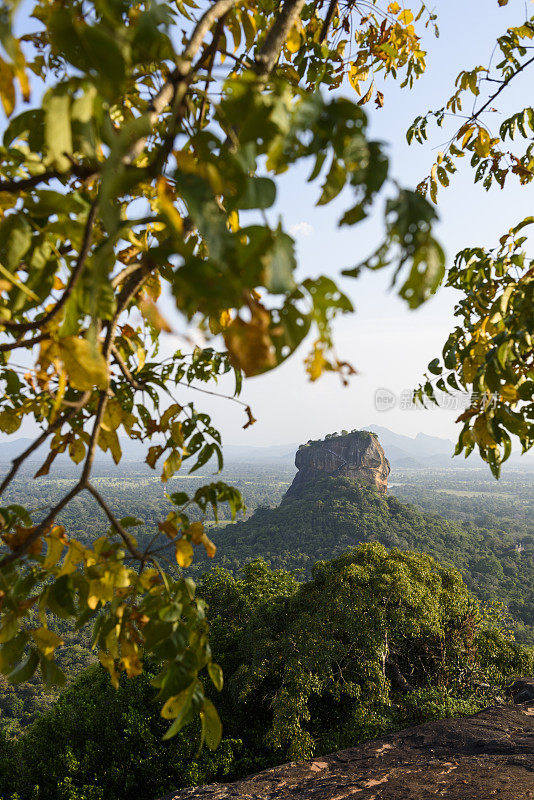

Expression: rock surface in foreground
xmin=161 ymin=698 xmax=534 ymax=800
xmin=286 ymin=431 xmax=391 ymax=498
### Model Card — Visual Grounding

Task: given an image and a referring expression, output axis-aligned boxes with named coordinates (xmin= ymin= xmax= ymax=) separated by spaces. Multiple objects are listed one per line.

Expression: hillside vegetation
xmin=200 ymin=477 xmax=534 ymax=643
xmin=0 ymin=544 xmax=531 ymax=800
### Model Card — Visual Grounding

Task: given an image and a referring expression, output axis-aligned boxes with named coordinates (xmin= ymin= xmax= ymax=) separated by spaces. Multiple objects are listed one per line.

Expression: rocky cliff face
xmin=285 ymin=431 xmax=390 ymax=498
xmin=160 ymin=680 xmax=534 ymax=800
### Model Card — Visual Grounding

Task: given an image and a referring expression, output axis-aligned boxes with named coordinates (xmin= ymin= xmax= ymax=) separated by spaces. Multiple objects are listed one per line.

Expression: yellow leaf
xmin=387 ymin=1 xmax=401 ymax=12
xmin=160 ymin=403 xmax=182 ymax=429
xmin=348 ymin=64 xmax=368 ymax=96
xmin=12 ymin=39 xmax=29 ymax=102
xmin=58 ymin=337 xmax=108 ymax=391
xmin=461 ymin=356 xmax=477 ymax=383
xmin=31 ymin=627 xmax=63 ymax=659
xmin=305 ymin=342 xmax=326 ymax=382
xmin=2 ymin=525 xmax=42 ymax=555
xmin=200 ymin=532 xmax=216 ymax=559
xmin=241 ymin=10 xmax=257 ymax=50
xmin=120 ymin=639 xmax=142 ymax=678
xmin=0 ymin=57 xmax=15 ymax=117
xmin=501 ymin=383 xmax=518 ymax=402
xmin=223 ymin=303 xmax=276 ymax=377
xmin=398 ymin=9 xmax=414 ymax=24
xmin=357 ymin=80 xmax=375 ymax=106
xmin=139 ymin=298 xmax=172 ymax=332
xmin=162 ymin=448 xmax=182 ymax=482
xmin=0 ymin=409 xmax=21 ymax=434
xmin=474 ymin=128 xmax=491 ymax=157
xmin=87 ymin=576 xmax=114 ymax=609
xmin=286 ymin=24 xmax=302 ymax=54
xmin=58 ymin=539 xmax=86 ymax=576
xmin=156 ymin=176 xmax=183 ymax=236
xmin=136 ymin=344 xmax=146 ymax=371
xmin=98 ymin=651 xmax=119 ymax=689
xmin=69 ymin=437 xmax=86 ymax=465
xmin=227 ymin=210 xmax=239 ymax=232
xmin=188 ymin=522 xmax=204 ymax=544
xmin=158 ymin=515 xmax=179 ymax=539
xmin=43 ymin=527 xmax=67 ymax=569
xmin=173 ymin=152 xmax=224 ymax=194
xmin=98 ymin=427 xmax=122 ymax=465
xmin=473 ymin=415 xmax=495 ymax=448
xmin=175 ymin=537 xmax=194 ymax=568
xmin=102 ymin=398 xmax=122 ymax=431
xmin=161 ymin=683 xmax=195 ymax=720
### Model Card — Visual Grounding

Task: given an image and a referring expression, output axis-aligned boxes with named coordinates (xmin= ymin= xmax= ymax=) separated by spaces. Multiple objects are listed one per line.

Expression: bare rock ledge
xmin=160 ymin=694 xmax=534 ymax=800
xmin=285 ymin=431 xmax=391 ymax=498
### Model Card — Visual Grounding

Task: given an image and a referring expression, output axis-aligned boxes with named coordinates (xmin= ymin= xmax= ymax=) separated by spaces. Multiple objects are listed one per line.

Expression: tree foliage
xmin=1 ymin=546 xmax=530 ymax=800
xmin=0 ymin=0 xmax=447 ymax=736
xmin=409 ymin=2 xmax=534 ymax=474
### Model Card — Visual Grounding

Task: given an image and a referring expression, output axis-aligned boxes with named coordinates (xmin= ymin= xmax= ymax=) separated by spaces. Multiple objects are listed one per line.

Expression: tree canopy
xmin=0 ymin=546 xmax=531 ymax=800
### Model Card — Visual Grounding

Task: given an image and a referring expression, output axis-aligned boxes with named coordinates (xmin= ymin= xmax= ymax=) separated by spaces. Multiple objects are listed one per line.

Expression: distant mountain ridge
xmin=1 ymin=425 xmax=532 ymax=471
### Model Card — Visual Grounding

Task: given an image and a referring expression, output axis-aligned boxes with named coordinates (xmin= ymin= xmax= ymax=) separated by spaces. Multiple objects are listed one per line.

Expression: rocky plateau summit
xmin=285 ymin=430 xmax=391 ymax=498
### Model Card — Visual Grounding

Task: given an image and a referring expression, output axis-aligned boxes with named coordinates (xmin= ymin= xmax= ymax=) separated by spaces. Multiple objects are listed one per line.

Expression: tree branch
xmin=0 ymin=392 xmax=90 ymax=497
xmin=123 ymin=0 xmax=239 ymax=165
xmin=0 ymin=332 xmax=50 ymax=353
xmin=0 ymin=482 xmax=83 ymax=567
xmin=0 ymin=164 xmax=95 ymax=195
xmin=111 ymin=345 xmax=146 ymax=391
xmin=319 ymin=0 xmax=338 ymax=43
xmin=85 ymin=482 xmax=145 ymax=561
xmin=1 ymin=202 xmax=98 ymax=333
xmin=254 ymin=0 xmax=307 ymax=78
xmin=470 ymin=54 xmax=534 ymax=124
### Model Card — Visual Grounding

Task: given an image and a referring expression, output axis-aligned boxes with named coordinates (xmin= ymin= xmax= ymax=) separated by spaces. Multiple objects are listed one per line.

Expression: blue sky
xmin=4 ymin=0 xmax=534 ymax=454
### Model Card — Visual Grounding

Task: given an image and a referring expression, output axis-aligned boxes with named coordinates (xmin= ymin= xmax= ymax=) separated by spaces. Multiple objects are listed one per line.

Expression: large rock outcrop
xmin=160 ymin=686 xmax=534 ymax=800
xmin=285 ymin=431 xmax=390 ymax=498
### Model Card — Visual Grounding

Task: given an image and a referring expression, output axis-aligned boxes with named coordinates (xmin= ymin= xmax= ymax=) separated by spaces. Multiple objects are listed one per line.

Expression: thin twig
xmin=0 ymin=392 xmax=90 ymax=497
xmin=111 ymin=345 xmax=146 ymax=391
xmin=85 ymin=483 xmax=145 ymax=561
xmin=319 ymin=0 xmax=338 ymax=43
xmin=1 ymin=202 xmax=98 ymax=333
xmin=0 ymin=482 xmax=83 ymax=567
xmin=124 ymin=0 xmax=239 ymax=165
xmin=0 ymin=165 xmax=95 ymax=194
xmin=0 ymin=332 xmax=50 ymax=353
xmin=469 ymin=55 xmax=534 ymax=126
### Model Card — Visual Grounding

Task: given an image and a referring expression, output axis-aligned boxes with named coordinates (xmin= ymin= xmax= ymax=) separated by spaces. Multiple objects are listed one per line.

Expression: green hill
xmin=200 ymin=477 xmax=534 ymax=642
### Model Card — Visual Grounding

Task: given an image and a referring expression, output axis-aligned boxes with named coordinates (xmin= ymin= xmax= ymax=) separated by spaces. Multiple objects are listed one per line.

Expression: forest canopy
xmin=0 ymin=545 xmax=531 ymax=800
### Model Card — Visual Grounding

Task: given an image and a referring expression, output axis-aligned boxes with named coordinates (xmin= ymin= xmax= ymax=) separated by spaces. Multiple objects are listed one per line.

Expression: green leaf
xmin=71 ymin=86 xmax=98 ymax=159
xmin=8 ymin=648 xmax=39 ymax=684
xmin=43 ymin=90 xmax=73 ymax=172
xmin=0 ymin=632 xmax=29 ymax=674
xmin=264 ymin=228 xmax=296 ymax=293
xmin=208 ymin=662 xmax=224 ymax=691
xmin=318 ymin=158 xmax=346 ymax=205
xmin=40 ymin=655 xmax=67 ymax=687
xmin=200 ymin=697 xmax=222 ymax=750
xmin=235 ymin=177 xmax=276 ymax=210
xmin=162 ymin=681 xmax=197 ymax=740
xmin=0 ymin=215 xmax=32 ymax=272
